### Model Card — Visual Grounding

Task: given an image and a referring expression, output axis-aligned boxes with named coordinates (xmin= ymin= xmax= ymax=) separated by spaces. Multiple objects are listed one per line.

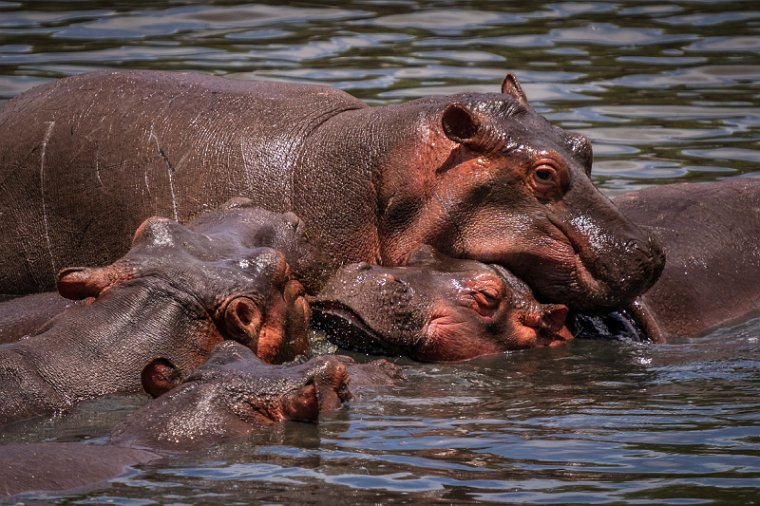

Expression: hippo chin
xmin=0 ymin=202 xmax=312 ymax=426
xmin=0 ymin=70 xmax=663 ymax=310
xmin=312 ymin=246 xmax=573 ymax=362
xmin=0 ymin=341 xmax=370 ymax=499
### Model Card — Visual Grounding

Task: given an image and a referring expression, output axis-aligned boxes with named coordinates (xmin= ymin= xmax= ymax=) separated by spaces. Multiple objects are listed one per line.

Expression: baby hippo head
xmin=110 ymin=341 xmax=351 ymax=451
xmin=312 ymin=246 xmax=573 ymax=362
xmin=55 ymin=207 xmax=312 ymax=364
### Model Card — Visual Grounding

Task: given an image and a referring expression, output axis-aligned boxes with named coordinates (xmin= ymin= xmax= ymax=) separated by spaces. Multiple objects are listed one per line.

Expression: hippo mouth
xmin=499 ymin=213 xmax=663 ymax=312
xmin=310 ymin=301 xmax=391 ymax=355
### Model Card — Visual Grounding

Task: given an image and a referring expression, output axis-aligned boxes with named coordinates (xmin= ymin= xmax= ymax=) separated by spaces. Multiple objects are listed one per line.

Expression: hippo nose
xmin=311 ymin=358 xmax=352 ymax=411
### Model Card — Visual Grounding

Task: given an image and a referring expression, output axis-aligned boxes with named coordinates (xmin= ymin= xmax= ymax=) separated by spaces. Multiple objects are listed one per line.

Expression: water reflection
xmin=1 ymin=0 xmax=760 ymax=504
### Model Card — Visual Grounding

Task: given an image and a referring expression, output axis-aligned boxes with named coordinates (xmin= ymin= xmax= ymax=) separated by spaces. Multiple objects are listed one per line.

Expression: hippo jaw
xmin=515 ymin=197 xmax=666 ymax=312
xmin=311 ymin=300 xmax=397 ymax=356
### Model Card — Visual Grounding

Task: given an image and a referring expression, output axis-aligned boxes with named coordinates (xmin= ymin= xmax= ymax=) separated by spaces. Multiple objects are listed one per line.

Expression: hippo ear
xmin=501 ymin=73 xmax=528 ymax=106
xmin=57 ymin=266 xmax=121 ymax=300
xmin=441 ymin=103 xmax=481 ymax=144
xmin=141 ymin=358 xmax=183 ymax=398
xmin=223 ymin=296 xmax=263 ymax=347
xmin=541 ymin=304 xmax=569 ymax=333
xmin=442 ymin=103 xmax=504 ymax=153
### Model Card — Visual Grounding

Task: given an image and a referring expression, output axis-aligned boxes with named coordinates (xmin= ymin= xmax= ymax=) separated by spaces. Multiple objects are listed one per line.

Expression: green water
xmin=1 ymin=1 xmax=759 ymax=504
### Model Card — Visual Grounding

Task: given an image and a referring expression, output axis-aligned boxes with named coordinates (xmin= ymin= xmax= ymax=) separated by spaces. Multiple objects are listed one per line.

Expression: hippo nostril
xmin=356 ymin=262 xmax=373 ymax=271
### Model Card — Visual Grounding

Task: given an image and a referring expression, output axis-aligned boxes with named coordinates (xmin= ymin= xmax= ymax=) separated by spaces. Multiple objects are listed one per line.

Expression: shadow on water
xmin=1 ymin=1 xmax=760 ymax=504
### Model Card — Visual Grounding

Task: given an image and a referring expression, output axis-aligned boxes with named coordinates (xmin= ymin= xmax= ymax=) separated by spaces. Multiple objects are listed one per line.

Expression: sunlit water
xmin=1 ymin=1 xmax=759 ymax=504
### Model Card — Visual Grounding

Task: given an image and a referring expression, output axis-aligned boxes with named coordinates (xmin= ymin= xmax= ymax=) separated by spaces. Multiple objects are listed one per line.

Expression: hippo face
xmin=110 ymin=341 xmax=351 ymax=451
xmin=380 ymin=75 xmax=664 ymax=311
xmin=312 ymin=246 xmax=573 ymax=362
xmin=55 ymin=204 xmax=311 ymax=364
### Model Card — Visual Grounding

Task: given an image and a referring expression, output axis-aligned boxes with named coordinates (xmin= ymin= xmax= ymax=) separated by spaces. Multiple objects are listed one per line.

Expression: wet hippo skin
xmin=0 ymin=202 xmax=312 ymax=426
xmin=0 ymin=70 xmax=663 ymax=311
xmin=615 ymin=179 xmax=760 ymax=341
xmin=314 ymin=179 xmax=760 ymax=353
xmin=0 ymin=341 xmax=385 ymax=499
xmin=312 ymin=246 xmax=574 ymax=362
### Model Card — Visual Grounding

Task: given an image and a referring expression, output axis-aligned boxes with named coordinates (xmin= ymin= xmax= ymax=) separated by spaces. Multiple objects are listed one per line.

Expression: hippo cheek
xmin=281 ymin=280 xmax=311 ymax=361
xmin=419 ymin=308 xmax=504 ymax=361
xmin=251 ymin=283 xmax=311 ymax=365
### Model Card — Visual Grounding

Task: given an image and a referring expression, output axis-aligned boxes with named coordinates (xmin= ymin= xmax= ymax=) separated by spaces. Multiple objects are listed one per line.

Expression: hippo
xmin=612 ymin=178 xmax=760 ymax=341
xmin=0 ymin=202 xmax=313 ymax=426
xmin=0 ymin=70 xmax=664 ymax=311
xmin=0 ymin=341 xmax=396 ymax=499
xmin=312 ymin=246 xmax=573 ymax=362
xmin=0 ymin=292 xmax=83 ymax=344
xmin=314 ymin=180 xmax=760 ymax=355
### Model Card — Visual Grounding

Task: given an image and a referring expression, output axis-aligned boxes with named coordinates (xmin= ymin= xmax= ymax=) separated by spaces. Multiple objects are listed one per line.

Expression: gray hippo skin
xmin=0 ymin=292 xmax=82 ymax=344
xmin=0 ymin=203 xmax=312 ymax=426
xmin=312 ymin=246 xmax=573 ymax=362
xmin=0 ymin=341 xmax=384 ymax=499
xmin=0 ymin=70 xmax=664 ymax=311
xmin=615 ymin=179 xmax=760 ymax=341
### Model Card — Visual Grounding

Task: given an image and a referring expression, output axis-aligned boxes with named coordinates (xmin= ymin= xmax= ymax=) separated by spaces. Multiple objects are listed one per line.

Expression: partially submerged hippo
xmin=0 ymin=340 xmax=373 ymax=499
xmin=0 ymin=70 xmax=663 ymax=311
xmin=0 ymin=202 xmax=312 ymax=426
xmin=613 ymin=179 xmax=760 ymax=341
xmin=314 ymin=180 xmax=760 ymax=352
xmin=312 ymin=246 xmax=573 ymax=362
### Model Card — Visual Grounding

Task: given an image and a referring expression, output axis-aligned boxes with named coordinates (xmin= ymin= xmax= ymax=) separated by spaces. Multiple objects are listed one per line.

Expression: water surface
xmin=1 ymin=1 xmax=759 ymax=504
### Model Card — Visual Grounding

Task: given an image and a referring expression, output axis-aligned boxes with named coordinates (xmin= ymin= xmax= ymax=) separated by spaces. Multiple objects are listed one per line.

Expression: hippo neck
xmin=13 ymin=282 xmax=219 ymax=402
xmin=298 ymin=97 xmax=460 ymax=267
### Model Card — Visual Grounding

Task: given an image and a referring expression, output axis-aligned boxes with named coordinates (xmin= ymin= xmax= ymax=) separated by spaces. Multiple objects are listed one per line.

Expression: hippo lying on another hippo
xmin=0 ymin=202 xmax=314 ymax=426
xmin=314 ymin=179 xmax=760 ymax=359
xmin=0 ymin=70 xmax=663 ymax=311
xmin=312 ymin=246 xmax=573 ymax=362
xmin=0 ymin=341 xmax=399 ymax=499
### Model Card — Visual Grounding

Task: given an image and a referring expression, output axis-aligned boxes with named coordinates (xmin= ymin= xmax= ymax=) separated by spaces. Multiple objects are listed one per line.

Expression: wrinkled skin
xmin=0 ymin=341 xmax=372 ymax=499
xmin=614 ymin=179 xmax=760 ymax=341
xmin=0 ymin=70 xmax=663 ymax=310
xmin=312 ymin=246 xmax=573 ymax=362
xmin=0 ymin=202 xmax=311 ymax=426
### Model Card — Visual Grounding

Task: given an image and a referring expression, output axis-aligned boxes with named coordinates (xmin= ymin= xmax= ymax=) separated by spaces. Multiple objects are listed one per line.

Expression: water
xmin=1 ymin=1 xmax=759 ymax=504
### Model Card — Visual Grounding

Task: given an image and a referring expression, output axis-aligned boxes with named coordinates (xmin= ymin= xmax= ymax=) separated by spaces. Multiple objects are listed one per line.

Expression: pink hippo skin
xmin=312 ymin=246 xmax=573 ymax=362
xmin=0 ymin=71 xmax=663 ymax=311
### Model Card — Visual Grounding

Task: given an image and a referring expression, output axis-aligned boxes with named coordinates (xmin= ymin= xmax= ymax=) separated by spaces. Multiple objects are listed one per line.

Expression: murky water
xmin=1 ymin=1 xmax=759 ymax=504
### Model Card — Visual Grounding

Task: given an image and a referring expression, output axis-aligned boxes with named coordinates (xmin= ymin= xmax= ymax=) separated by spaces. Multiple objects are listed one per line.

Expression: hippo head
xmin=311 ymin=246 xmax=573 ymax=362
xmin=109 ymin=341 xmax=351 ymax=451
xmin=380 ymin=75 xmax=665 ymax=311
xmin=55 ymin=204 xmax=311 ymax=364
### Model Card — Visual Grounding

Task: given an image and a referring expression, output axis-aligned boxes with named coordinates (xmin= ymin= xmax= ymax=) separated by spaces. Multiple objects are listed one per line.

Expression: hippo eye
xmin=535 ymin=168 xmax=554 ymax=181
xmin=529 ymin=161 xmax=565 ymax=201
xmin=472 ymin=288 xmax=500 ymax=316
